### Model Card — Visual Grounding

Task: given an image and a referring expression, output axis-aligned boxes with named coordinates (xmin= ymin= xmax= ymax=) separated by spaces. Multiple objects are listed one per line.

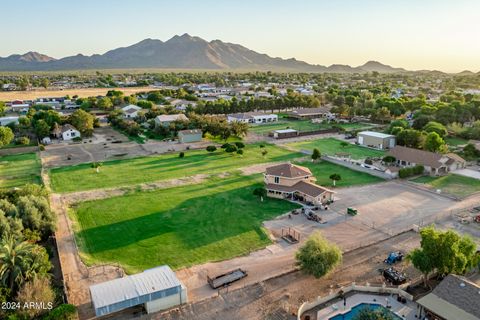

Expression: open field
xmin=0 ymin=86 xmax=157 ymax=101
xmin=411 ymin=174 xmax=480 ymax=198
xmin=249 ymin=119 xmax=374 ymax=135
xmin=0 ymin=153 xmax=42 ymax=188
xmin=297 ymin=161 xmax=384 ymax=188
xmin=70 ymin=174 xmax=300 ymax=273
xmin=286 ymin=137 xmax=385 ymax=159
xmin=49 ymin=143 xmax=303 ymax=192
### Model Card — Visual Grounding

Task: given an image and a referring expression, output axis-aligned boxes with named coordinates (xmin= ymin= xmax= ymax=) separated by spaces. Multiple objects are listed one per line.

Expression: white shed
xmin=90 ymin=265 xmax=187 ymax=317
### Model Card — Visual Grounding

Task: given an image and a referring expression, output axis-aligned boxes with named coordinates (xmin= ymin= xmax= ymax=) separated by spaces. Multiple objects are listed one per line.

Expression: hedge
xmin=399 ymin=165 xmax=424 ymax=178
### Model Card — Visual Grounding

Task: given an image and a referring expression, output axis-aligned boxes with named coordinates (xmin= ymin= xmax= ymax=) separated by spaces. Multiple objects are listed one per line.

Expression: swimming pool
xmin=328 ymin=303 xmax=402 ymax=320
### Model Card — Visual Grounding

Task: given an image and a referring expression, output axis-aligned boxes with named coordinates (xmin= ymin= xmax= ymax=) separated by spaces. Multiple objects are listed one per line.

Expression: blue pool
xmin=329 ymin=303 xmax=402 ymax=320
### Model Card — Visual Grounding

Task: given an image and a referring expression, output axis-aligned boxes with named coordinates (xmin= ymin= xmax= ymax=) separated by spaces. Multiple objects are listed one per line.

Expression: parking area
xmin=265 ymin=181 xmax=457 ymax=250
xmin=454 ymin=168 xmax=480 ymax=180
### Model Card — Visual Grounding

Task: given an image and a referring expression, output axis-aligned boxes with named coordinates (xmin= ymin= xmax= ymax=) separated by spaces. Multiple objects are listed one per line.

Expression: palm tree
xmin=0 ymin=236 xmax=34 ymax=291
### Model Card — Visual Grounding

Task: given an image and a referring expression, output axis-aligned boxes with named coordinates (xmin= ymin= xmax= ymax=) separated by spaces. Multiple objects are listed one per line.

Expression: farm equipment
xmin=207 ymin=268 xmax=248 ymax=289
xmin=347 ymin=207 xmax=358 ymax=216
xmin=382 ymin=267 xmax=407 ymax=285
xmin=474 ymin=215 xmax=480 ymax=223
xmin=384 ymin=251 xmax=404 ymax=265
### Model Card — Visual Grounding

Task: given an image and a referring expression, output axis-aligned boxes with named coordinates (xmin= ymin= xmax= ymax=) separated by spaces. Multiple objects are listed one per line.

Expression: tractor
xmin=384 ymin=251 xmax=404 ymax=265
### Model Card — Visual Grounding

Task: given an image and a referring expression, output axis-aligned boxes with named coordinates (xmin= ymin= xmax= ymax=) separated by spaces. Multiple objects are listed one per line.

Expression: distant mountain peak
xmin=19 ymin=51 xmax=56 ymax=62
xmin=0 ymin=34 xmax=461 ymax=73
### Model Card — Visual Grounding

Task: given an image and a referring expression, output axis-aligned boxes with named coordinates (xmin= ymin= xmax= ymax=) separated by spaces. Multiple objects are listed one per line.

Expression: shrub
xmin=237 ymin=149 xmax=244 ymax=155
xmin=364 ymin=158 xmax=373 ymax=165
xmin=179 ymin=152 xmax=185 ymax=158
xmin=42 ymin=304 xmax=77 ymax=320
xmin=206 ymin=145 xmax=217 ymax=153
xmin=259 ymin=144 xmax=265 ymax=148
xmin=225 ymin=145 xmax=238 ymax=153
xmin=15 ymin=136 xmax=30 ymax=145
xmin=72 ymin=137 xmax=82 ymax=142
xmin=253 ymin=187 xmax=267 ymax=198
xmin=234 ymin=142 xmax=245 ymax=149
xmin=39 ymin=144 xmax=45 ymax=151
xmin=221 ymin=143 xmax=231 ymax=149
xmin=398 ymin=165 xmax=423 ymax=178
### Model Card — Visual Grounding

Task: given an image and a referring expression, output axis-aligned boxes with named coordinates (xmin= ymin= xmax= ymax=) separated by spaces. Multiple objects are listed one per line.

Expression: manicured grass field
xmin=249 ymin=119 xmax=375 ymax=135
xmin=297 ymin=161 xmax=384 ymax=188
xmin=70 ymin=174 xmax=300 ymax=273
xmin=0 ymin=153 xmax=42 ymax=188
xmin=49 ymin=143 xmax=303 ymax=192
xmin=287 ymin=137 xmax=385 ymax=159
xmin=411 ymin=174 xmax=480 ymax=198
xmin=445 ymin=136 xmax=469 ymax=147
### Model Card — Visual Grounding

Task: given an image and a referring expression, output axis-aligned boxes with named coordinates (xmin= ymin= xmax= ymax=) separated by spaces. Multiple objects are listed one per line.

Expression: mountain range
xmin=0 ymin=34 xmax=448 ymax=73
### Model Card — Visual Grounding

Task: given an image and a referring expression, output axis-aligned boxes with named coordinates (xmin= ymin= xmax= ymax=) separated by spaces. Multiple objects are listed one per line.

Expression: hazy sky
xmin=2 ymin=0 xmax=480 ymax=72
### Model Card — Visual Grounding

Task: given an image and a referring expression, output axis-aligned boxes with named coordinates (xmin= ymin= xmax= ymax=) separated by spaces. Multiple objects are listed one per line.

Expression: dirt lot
xmin=152 ymin=232 xmax=422 ymax=320
xmin=0 ymin=86 xmax=156 ymax=101
xmin=41 ymin=126 xmax=212 ymax=168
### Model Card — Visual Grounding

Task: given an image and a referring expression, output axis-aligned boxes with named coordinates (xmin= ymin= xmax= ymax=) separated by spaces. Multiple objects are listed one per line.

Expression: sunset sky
xmin=2 ymin=0 xmax=480 ymax=72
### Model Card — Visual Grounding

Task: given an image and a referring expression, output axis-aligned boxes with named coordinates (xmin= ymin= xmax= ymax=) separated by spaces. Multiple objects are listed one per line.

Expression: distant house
xmin=273 ymin=129 xmax=298 ymax=139
xmin=357 ymin=131 xmax=396 ymax=150
xmin=387 ymin=145 xmax=466 ymax=176
xmin=286 ymin=107 xmax=332 ymax=120
xmin=264 ymin=163 xmax=334 ymax=205
xmin=417 ymin=274 xmax=480 ymax=320
xmin=61 ymin=124 xmax=81 ymax=141
xmin=154 ymin=114 xmax=189 ymax=127
xmin=9 ymin=100 xmax=30 ymax=112
xmin=121 ymin=104 xmax=141 ymax=119
xmin=227 ymin=112 xmax=278 ymax=124
xmin=178 ymin=129 xmax=202 ymax=143
xmin=0 ymin=116 xmax=19 ymax=126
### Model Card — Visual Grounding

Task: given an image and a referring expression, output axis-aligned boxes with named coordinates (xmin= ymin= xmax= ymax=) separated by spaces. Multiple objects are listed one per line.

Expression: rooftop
xmin=358 ymin=131 xmax=395 ymax=139
xmin=265 ymin=163 xmax=312 ymax=178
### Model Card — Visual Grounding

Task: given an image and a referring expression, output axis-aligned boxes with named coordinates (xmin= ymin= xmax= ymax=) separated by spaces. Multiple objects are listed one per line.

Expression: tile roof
xmin=266 ymin=181 xmax=333 ymax=198
xmin=265 ymin=163 xmax=312 ymax=178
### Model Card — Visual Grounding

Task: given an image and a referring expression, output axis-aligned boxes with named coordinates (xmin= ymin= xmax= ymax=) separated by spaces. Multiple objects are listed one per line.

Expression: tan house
xmin=387 ymin=146 xmax=466 ymax=176
xmin=264 ymin=163 xmax=334 ymax=205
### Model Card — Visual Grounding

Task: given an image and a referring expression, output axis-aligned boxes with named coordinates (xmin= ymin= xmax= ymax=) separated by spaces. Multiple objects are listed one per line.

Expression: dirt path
xmin=151 ymin=232 xmax=422 ymax=320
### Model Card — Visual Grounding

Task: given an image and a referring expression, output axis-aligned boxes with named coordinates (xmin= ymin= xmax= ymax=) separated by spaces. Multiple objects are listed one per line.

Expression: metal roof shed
xmin=90 ymin=265 xmax=186 ymax=317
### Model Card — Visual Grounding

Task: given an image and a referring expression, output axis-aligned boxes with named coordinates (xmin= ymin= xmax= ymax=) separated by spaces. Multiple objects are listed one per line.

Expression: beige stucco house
xmin=264 ymin=163 xmax=334 ymax=205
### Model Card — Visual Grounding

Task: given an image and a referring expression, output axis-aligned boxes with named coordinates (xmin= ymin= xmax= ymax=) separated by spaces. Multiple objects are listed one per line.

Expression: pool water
xmin=328 ymin=303 xmax=402 ymax=320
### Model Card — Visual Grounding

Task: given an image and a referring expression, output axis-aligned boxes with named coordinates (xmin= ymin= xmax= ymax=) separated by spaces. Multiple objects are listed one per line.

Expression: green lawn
xmin=50 ymin=143 xmax=303 ymax=192
xmin=70 ymin=174 xmax=300 ymax=273
xmin=445 ymin=136 xmax=469 ymax=147
xmin=0 ymin=153 xmax=42 ymax=188
xmin=287 ymin=137 xmax=385 ymax=159
xmin=411 ymin=174 xmax=480 ymax=198
xmin=249 ymin=119 xmax=375 ymax=135
xmin=297 ymin=161 xmax=384 ymax=188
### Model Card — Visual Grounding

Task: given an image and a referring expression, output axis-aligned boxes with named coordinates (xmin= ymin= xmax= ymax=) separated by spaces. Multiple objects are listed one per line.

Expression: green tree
xmin=206 ymin=145 xmax=217 ymax=153
xmin=329 ymin=173 xmax=341 ymax=187
xmin=423 ymin=121 xmax=448 ymax=137
xmin=0 ymin=126 xmax=14 ymax=146
xmin=97 ymin=97 xmax=113 ymax=110
xmin=396 ymin=129 xmax=424 ymax=149
xmin=408 ymin=226 xmax=479 ymax=287
xmin=225 ymin=144 xmax=238 ymax=154
xmin=382 ymin=155 xmax=396 ymax=164
xmin=0 ymin=101 xmax=5 ymax=116
xmin=296 ymin=231 xmax=342 ymax=278
xmin=70 ymin=109 xmax=94 ymax=137
xmin=16 ymin=276 xmax=55 ymax=319
xmin=261 ymin=149 xmax=268 ymax=157
xmin=312 ymin=148 xmax=321 ymax=161
xmin=424 ymin=132 xmax=446 ymax=153
xmin=253 ymin=187 xmax=267 ymax=201
xmin=0 ymin=236 xmax=34 ymax=292
xmin=340 ymin=141 xmax=349 ymax=148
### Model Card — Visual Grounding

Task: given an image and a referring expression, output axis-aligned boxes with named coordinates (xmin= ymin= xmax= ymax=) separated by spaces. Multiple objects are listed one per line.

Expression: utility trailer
xmin=207 ymin=268 xmax=248 ymax=289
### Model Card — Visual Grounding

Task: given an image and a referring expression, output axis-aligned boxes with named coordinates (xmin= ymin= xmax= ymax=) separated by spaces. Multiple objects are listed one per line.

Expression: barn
xmin=89 ymin=265 xmax=187 ymax=317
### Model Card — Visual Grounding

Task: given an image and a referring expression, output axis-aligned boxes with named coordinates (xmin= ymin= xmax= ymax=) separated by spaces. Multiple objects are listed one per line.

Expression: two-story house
xmin=264 ymin=163 xmax=334 ymax=205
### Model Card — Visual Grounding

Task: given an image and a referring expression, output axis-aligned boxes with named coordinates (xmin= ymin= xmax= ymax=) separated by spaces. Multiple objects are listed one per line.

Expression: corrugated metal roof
xmin=358 ymin=131 xmax=394 ymax=139
xmin=90 ymin=265 xmax=182 ymax=316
